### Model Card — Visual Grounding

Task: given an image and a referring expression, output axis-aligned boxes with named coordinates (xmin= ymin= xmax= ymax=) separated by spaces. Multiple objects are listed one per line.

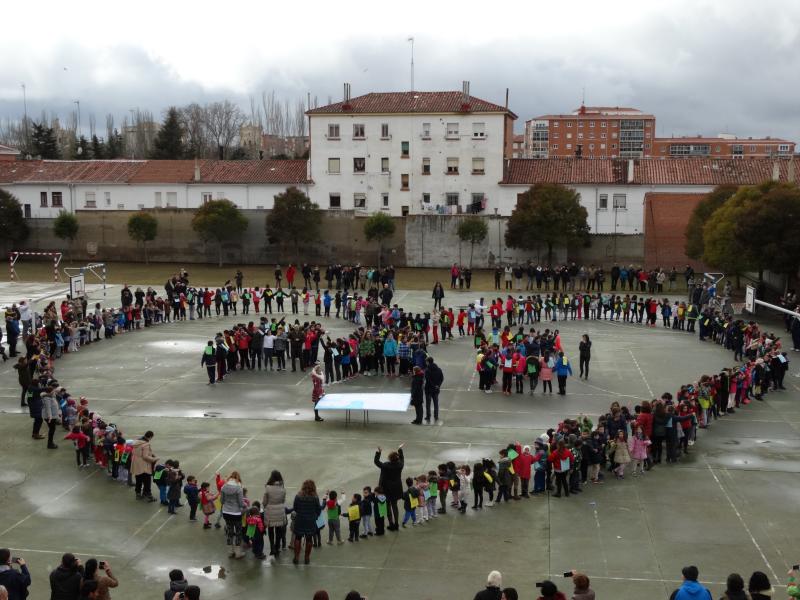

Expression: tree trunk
xmin=469 ymin=241 xmax=475 ymax=269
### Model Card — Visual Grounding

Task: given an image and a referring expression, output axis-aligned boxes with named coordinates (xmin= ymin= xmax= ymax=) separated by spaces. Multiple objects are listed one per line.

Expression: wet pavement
xmin=1 ymin=287 xmax=799 ymax=600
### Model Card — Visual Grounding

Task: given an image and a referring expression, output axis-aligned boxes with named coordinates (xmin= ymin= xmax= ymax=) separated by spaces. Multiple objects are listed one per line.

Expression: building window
xmin=446 ymin=122 xmax=459 ymax=138
xmin=382 ymin=193 xmax=389 ymax=208
xmin=401 ymin=141 xmax=409 ymax=157
xmin=566 ymin=133 xmax=572 ymax=139
xmin=553 ymin=132 xmax=560 ymax=139
xmin=715 ymin=146 xmax=721 ymax=152
xmin=577 ymin=133 xmax=584 ymax=140
xmin=732 ymin=144 xmax=744 ymax=156
xmin=601 ymin=122 xmax=607 ymax=128
xmin=601 ymin=133 xmax=607 ymax=139
xmin=612 ymin=144 xmax=617 ymax=149
xmin=749 ymin=145 xmax=756 ymax=152
xmin=422 ymin=123 xmax=431 ymax=138
xmin=401 ymin=174 xmax=409 ymax=190
xmin=779 ymin=144 xmax=791 ymax=153
xmin=40 ymin=192 xmax=48 ymax=207
xmin=551 ymin=144 xmax=559 ymax=149
xmin=472 ymin=122 xmax=485 ymax=138
xmin=23 ymin=204 xmax=31 ymax=218
xmin=566 ymin=144 xmax=572 ymax=149
xmin=471 ymin=193 xmax=484 ymax=212
xmin=381 ymin=123 xmax=390 ymax=138
xmin=202 ymin=192 xmax=213 ymax=204
xmin=50 ymin=192 xmax=62 ymax=207
xmin=600 ymin=144 xmax=606 ymax=150
xmin=613 ymin=194 xmax=627 ymax=209
xmin=422 ymin=193 xmax=431 ymax=204
xmin=645 ymin=143 xmax=651 ymax=149
xmin=117 ymin=203 xmax=125 ymax=210
xmin=84 ymin=192 xmax=96 ymax=208
xmin=472 ymin=157 xmax=485 ymax=174
xmin=612 ymin=132 xmax=618 ymax=139
xmin=354 ymin=193 xmax=366 ymax=209
xmin=445 ymin=193 xmax=459 ymax=206
xmin=589 ymin=143 xmax=595 ymax=150
xmin=422 ymin=157 xmax=431 ymax=175
xmin=353 ymin=157 xmax=366 ymax=173
xmin=154 ymin=192 xmax=162 ymax=208
xmin=578 ymin=121 xmax=584 ymax=128
xmin=381 ymin=157 xmax=389 ymax=173
xmin=166 ymin=192 xmax=177 ymax=207
xmin=328 ymin=158 xmax=340 ymax=174
xmin=327 ymin=124 xmax=340 ymax=139
xmin=566 ymin=122 xmax=573 ymax=127
xmin=598 ymin=194 xmax=608 ymax=210
xmin=353 ymin=124 xmax=365 ymax=139
xmin=105 ymin=191 xmax=111 ymax=206
xmin=329 ymin=193 xmax=341 ymax=209
xmin=589 ymin=121 xmax=595 ymax=128
xmin=446 ymin=157 xmax=459 ymax=174
xmin=553 ymin=122 xmax=559 ymax=128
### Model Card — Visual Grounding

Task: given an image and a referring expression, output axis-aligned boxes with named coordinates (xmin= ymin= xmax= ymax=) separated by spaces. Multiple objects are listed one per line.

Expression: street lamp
xmin=74 ymin=100 xmax=82 ymax=155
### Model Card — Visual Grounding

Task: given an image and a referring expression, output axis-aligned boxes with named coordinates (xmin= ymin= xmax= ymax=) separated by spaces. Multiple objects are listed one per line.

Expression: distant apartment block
xmin=652 ymin=135 xmax=795 ymax=159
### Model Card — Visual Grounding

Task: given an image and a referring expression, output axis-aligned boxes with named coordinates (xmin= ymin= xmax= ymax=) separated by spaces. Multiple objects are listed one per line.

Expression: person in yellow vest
xmin=555 ymin=352 xmax=573 ymax=395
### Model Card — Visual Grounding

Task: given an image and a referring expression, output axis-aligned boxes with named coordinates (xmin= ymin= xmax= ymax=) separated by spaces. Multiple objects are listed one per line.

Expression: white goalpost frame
xmin=745 ymin=284 xmax=800 ymax=319
xmin=8 ymin=251 xmax=63 ymax=282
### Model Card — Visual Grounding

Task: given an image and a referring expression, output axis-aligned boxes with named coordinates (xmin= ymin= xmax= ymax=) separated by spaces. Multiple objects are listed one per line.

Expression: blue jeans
xmin=533 ymin=469 xmax=546 ymax=493
xmin=402 ymin=509 xmax=416 ymax=525
xmin=158 ymin=484 xmax=168 ymax=504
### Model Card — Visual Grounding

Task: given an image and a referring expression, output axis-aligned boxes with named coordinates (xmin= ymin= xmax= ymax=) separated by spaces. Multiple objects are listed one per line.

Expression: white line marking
xmin=8 ymin=548 xmax=117 ymax=558
xmin=200 ymin=438 xmax=238 ymax=473
xmin=705 ymin=461 xmax=778 ymax=582
xmin=0 ymin=470 xmax=97 ymax=537
xmin=216 ymin=437 xmax=254 ymax=473
xmin=628 ymin=349 xmax=654 ymax=397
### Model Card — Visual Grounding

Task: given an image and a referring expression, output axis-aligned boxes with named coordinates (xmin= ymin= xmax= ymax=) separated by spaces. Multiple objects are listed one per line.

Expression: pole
xmin=21 ymin=83 xmax=29 ymax=153
xmin=408 ymin=37 xmax=415 ymax=91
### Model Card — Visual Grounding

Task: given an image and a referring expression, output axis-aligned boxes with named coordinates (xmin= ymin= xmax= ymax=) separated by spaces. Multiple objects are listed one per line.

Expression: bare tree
xmin=203 ymin=100 xmax=244 ymax=159
xmin=179 ymin=103 xmax=211 ymax=158
xmin=294 ymin=98 xmax=307 ymax=137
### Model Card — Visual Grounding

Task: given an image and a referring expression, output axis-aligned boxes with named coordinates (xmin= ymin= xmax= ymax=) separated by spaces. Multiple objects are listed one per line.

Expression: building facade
xmin=524 ymin=106 xmax=657 ymax=160
xmin=305 ymin=87 xmax=517 ymax=216
xmin=652 ymin=135 xmax=795 ymax=159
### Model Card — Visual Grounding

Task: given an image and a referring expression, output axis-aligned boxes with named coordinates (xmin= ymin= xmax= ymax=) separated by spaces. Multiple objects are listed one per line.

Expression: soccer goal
xmin=64 ymin=262 xmax=108 ymax=299
xmin=8 ymin=251 xmax=63 ymax=282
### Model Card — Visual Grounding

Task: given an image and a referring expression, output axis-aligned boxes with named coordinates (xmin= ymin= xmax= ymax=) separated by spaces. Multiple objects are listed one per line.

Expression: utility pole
xmin=408 ymin=37 xmax=415 ymax=91
xmin=74 ymin=100 xmax=83 ymax=155
xmin=21 ymin=83 xmax=29 ymax=153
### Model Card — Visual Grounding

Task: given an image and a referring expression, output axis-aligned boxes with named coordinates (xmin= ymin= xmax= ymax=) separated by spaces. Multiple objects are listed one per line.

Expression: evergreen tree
xmin=265 ymin=187 xmax=322 ymax=263
xmin=91 ymin=135 xmax=106 ymax=159
xmin=0 ymin=190 xmax=30 ymax=253
xmin=107 ymin=129 xmax=123 ymax=158
xmin=75 ymin=135 xmax=90 ymax=160
xmin=150 ymin=107 xmax=185 ymax=159
xmin=31 ymin=122 xmax=60 ymax=159
xmin=363 ymin=212 xmax=396 ymax=270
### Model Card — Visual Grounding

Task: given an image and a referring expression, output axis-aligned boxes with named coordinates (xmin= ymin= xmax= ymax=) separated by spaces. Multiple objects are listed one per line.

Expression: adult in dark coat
xmin=374 ymin=445 xmax=404 ymax=531
xmin=424 ymin=357 xmax=444 ymax=422
xmin=410 ymin=366 xmax=424 ymax=424
xmin=27 ymin=379 xmax=44 ymax=439
xmin=49 ymin=553 xmax=84 ymax=600
xmin=291 ymin=479 xmax=321 ymax=565
xmin=0 ymin=548 xmax=31 ymax=600
xmin=474 ymin=571 xmax=503 ymax=600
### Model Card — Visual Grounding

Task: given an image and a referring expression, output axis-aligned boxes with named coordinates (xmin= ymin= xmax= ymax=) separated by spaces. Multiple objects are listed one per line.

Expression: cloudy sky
xmin=1 ymin=0 xmax=799 ymax=141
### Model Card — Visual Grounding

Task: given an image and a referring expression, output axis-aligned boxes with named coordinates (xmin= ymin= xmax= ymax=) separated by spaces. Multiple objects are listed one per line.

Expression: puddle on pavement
xmin=188 ymin=565 xmax=227 ymax=580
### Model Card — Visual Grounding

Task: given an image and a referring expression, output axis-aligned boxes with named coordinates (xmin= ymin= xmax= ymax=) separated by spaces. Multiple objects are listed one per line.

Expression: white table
xmin=315 ymin=393 xmax=411 ymax=425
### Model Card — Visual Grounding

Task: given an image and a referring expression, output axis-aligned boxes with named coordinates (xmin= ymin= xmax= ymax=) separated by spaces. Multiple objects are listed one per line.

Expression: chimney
xmin=193 ymin=158 xmax=200 ymax=182
xmin=460 ymin=81 xmax=471 ymax=112
xmin=772 ymin=161 xmax=780 ymax=182
xmin=505 ymin=87 xmax=509 ymax=110
xmin=789 ymin=160 xmax=796 ymax=183
xmin=342 ymin=83 xmax=352 ymax=111
xmin=627 ymin=159 xmax=635 ymax=183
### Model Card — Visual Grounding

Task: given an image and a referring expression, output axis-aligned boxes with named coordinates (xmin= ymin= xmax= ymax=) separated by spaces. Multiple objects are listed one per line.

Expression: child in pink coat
xmin=628 ymin=425 xmax=652 ymax=476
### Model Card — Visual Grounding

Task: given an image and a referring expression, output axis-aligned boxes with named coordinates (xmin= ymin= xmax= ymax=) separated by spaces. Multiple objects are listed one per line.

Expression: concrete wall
xmin=568 ymin=234 xmax=645 ymax=268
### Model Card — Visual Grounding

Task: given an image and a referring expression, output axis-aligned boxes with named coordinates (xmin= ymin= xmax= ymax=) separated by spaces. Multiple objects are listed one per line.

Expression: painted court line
xmin=216 ymin=436 xmax=254 ymax=472
xmin=705 ymin=461 xmax=778 ymax=582
xmin=9 ymin=548 xmax=118 ymax=558
xmin=628 ymin=348 xmax=655 ymax=397
xmin=0 ymin=470 xmax=97 ymax=537
xmin=200 ymin=437 xmax=239 ymax=473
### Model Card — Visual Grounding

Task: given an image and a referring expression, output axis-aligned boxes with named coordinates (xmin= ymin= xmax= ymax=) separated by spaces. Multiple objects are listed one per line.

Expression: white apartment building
xmin=305 ymin=85 xmax=517 ymax=216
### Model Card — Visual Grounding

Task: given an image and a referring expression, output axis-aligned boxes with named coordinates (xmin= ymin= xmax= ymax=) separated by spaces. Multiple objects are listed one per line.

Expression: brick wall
xmin=643 ymin=192 xmax=711 ymax=271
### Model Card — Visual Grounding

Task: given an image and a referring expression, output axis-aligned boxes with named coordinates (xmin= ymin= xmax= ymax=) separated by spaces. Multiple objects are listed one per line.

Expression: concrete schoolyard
xmin=0 ymin=283 xmax=798 ymax=600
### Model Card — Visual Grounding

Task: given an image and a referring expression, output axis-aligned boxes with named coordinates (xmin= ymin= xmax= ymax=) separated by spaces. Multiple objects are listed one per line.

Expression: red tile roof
xmin=501 ymin=158 xmax=624 ymax=185
xmin=501 ymin=157 xmax=800 ymax=186
xmin=307 ymin=91 xmax=517 ymax=118
xmin=654 ymin=136 xmax=793 ymax=144
xmin=0 ymin=159 xmax=310 ymax=185
xmin=0 ymin=160 xmax=146 ymax=183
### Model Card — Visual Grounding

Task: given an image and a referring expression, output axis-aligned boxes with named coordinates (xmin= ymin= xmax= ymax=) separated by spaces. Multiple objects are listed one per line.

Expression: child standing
xmin=426 ymin=471 xmax=439 ymax=518
xmin=416 ymin=475 xmax=429 ymax=523
xmin=436 ymin=464 xmax=450 ymax=515
xmin=64 ymin=426 xmax=91 ymax=467
xmin=472 ymin=462 xmax=485 ymax=509
xmin=183 ymin=476 xmax=199 ymax=521
xmin=360 ymin=487 xmax=374 ymax=538
xmin=628 ymin=426 xmax=651 ymax=476
xmin=457 ymin=465 xmax=472 ymax=513
xmin=401 ymin=478 xmax=419 ymax=527
xmin=246 ymin=505 xmax=266 ymax=559
xmin=199 ymin=482 xmax=219 ymax=529
xmin=374 ymin=486 xmax=387 ymax=536
xmin=610 ymin=431 xmax=632 ymax=479
xmin=347 ymin=494 xmax=362 ymax=542
xmin=166 ymin=460 xmax=185 ymax=515
xmin=325 ymin=490 xmax=344 ymax=545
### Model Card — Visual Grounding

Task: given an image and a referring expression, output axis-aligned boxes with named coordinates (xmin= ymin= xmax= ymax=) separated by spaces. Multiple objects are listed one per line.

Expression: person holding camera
xmin=81 ymin=559 xmax=118 ymax=600
xmin=0 ymin=549 xmax=30 ymax=600
xmin=172 ymin=586 xmax=200 ymax=600
xmin=569 ymin=571 xmax=595 ymax=600
xmin=50 ymin=553 xmax=84 ymax=600
xmin=535 ymin=580 xmax=567 ymax=600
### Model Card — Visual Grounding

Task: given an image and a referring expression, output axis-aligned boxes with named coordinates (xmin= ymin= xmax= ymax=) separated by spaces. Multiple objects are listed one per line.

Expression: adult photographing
xmin=0 ymin=549 xmax=30 ymax=600
xmin=291 ymin=479 xmax=322 ymax=565
xmin=262 ymin=470 xmax=288 ymax=559
xmin=373 ymin=444 xmax=404 ymax=530
xmin=424 ymin=357 xmax=444 ymax=423
xmin=49 ymin=553 xmax=84 ymax=600
xmin=220 ymin=471 xmax=246 ymax=559
xmin=82 ymin=559 xmax=118 ymax=600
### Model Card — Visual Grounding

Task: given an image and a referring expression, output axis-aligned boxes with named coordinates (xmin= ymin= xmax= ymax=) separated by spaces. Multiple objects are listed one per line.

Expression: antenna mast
xmin=408 ymin=37 xmax=415 ymax=91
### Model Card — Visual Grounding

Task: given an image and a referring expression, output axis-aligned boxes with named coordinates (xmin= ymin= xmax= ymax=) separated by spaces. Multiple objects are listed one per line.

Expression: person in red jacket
xmin=548 ymin=440 xmax=575 ymax=498
xmin=512 ymin=443 xmax=534 ymax=498
xmin=286 ymin=264 xmax=296 ymax=288
xmin=65 ymin=426 xmax=91 ymax=467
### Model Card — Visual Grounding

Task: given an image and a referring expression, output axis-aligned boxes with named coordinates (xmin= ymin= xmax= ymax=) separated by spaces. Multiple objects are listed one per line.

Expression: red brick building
xmin=0 ymin=143 xmax=19 ymax=161
xmin=525 ymin=106 xmax=657 ymax=159
xmin=652 ymin=136 xmax=794 ymax=159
